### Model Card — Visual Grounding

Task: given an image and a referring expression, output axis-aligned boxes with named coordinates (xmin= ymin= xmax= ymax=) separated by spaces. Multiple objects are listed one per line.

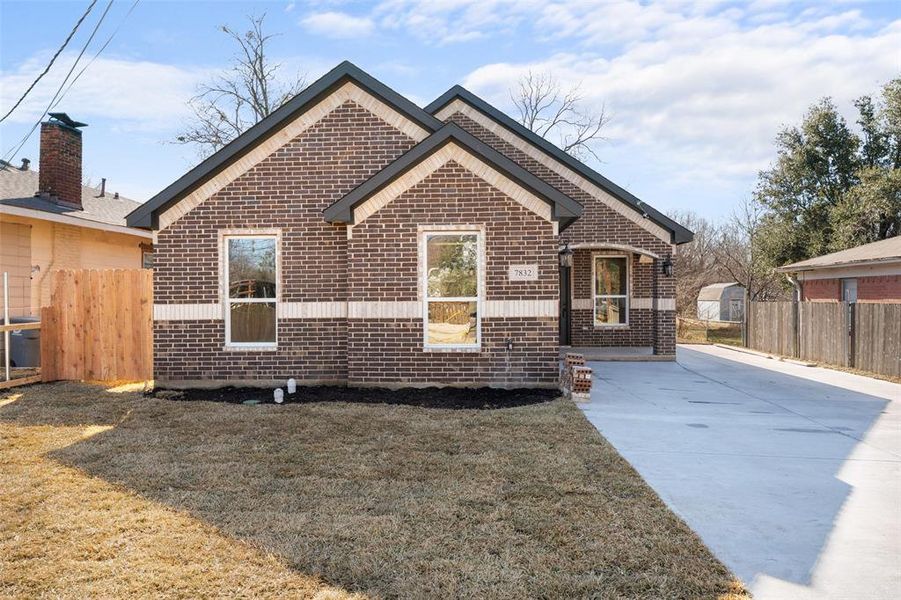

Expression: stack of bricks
xmin=560 ymin=352 xmax=590 ymax=396
xmin=571 ymin=366 xmax=593 ymax=402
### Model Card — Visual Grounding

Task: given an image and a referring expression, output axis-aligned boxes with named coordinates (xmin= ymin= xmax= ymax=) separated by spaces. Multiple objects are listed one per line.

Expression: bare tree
xmin=175 ymin=14 xmax=306 ymax=157
xmin=511 ymin=71 xmax=609 ymax=161
xmin=713 ymin=199 xmax=785 ymax=302
xmin=667 ymin=210 xmax=721 ymax=317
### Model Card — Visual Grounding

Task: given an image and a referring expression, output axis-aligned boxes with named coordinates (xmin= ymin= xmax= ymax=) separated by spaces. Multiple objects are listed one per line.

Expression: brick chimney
xmin=38 ymin=113 xmax=87 ymax=209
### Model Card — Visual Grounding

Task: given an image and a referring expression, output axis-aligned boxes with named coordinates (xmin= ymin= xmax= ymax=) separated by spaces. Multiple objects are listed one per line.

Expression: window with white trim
xmin=423 ymin=232 xmax=480 ymax=348
xmin=224 ymin=235 xmax=277 ymax=346
xmin=593 ymin=255 xmax=629 ymax=326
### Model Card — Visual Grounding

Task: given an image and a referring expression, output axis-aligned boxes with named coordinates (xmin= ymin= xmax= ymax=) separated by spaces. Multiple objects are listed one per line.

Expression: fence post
xmin=791 ymin=300 xmax=800 ymax=358
xmin=742 ymin=293 xmax=750 ymax=348
xmin=848 ymin=302 xmax=856 ymax=369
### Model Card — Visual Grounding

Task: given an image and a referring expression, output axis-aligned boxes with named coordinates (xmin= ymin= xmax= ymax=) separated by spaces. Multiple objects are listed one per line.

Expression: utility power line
xmin=0 ymin=0 xmax=99 ymax=124
xmin=2 ymin=0 xmax=116 ymax=166
xmin=51 ymin=0 xmax=141 ymax=111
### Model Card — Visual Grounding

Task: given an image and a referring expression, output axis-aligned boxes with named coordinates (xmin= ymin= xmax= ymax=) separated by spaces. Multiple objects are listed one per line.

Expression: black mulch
xmin=151 ymin=385 xmax=560 ymax=410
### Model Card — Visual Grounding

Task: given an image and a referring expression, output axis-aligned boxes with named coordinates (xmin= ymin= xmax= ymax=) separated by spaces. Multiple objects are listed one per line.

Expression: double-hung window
xmin=593 ymin=255 xmax=629 ymax=326
xmin=423 ymin=231 xmax=481 ymax=348
xmin=225 ymin=235 xmax=278 ymax=346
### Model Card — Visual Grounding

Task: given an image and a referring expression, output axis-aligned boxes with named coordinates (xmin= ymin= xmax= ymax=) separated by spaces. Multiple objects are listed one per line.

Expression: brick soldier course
xmin=128 ymin=62 xmax=693 ymax=388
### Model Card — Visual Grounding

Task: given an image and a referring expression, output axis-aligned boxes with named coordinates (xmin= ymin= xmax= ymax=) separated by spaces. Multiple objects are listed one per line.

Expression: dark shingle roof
xmin=0 ymin=163 xmax=142 ymax=227
xmin=323 ymin=123 xmax=582 ymax=229
xmin=425 ymin=86 xmax=693 ymax=244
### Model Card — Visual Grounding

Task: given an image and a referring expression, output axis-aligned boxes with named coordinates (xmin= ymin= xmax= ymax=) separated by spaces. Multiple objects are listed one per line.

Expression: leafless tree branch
xmin=174 ymin=13 xmax=306 ymax=158
xmin=511 ymin=71 xmax=609 ymax=161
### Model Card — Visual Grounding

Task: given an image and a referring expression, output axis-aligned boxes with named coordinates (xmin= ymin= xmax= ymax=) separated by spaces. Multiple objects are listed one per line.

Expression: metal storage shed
xmin=697 ymin=283 xmax=745 ymax=322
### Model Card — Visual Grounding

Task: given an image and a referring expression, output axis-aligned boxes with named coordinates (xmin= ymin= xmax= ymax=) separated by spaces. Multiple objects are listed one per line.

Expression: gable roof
xmin=1 ymin=163 xmax=143 ymax=228
xmin=777 ymin=236 xmax=901 ymax=272
xmin=126 ymin=61 xmax=443 ymax=229
xmin=697 ymin=282 xmax=742 ymax=301
xmin=424 ymin=85 xmax=693 ymax=244
xmin=323 ymin=123 xmax=582 ymax=229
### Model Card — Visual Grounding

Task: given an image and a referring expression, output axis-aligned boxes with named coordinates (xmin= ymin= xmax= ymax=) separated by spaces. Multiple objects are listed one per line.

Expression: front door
xmin=559 ymin=264 xmax=572 ymax=345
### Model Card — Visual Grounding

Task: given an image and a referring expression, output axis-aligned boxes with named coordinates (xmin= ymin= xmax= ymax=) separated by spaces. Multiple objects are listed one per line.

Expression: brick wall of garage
xmin=802 ymin=275 xmax=901 ymax=302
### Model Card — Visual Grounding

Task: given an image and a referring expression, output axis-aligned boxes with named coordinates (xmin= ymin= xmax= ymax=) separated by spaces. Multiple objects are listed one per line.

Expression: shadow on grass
xmin=2 ymin=381 xmax=748 ymax=599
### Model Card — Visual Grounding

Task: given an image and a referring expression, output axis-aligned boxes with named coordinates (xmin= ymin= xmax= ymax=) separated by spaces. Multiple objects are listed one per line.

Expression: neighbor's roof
xmin=425 ymin=86 xmax=693 ymax=244
xmin=697 ymin=282 xmax=741 ymax=301
xmin=777 ymin=236 xmax=901 ymax=272
xmin=0 ymin=163 xmax=142 ymax=227
xmin=324 ymin=123 xmax=582 ymax=228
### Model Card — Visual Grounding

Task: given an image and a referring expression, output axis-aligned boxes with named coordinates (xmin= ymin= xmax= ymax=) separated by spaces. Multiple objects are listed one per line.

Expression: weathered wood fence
xmin=747 ymin=302 xmax=796 ymax=358
xmin=748 ymin=301 xmax=901 ymax=378
xmin=41 ymin=269 xmax=153 ymax=382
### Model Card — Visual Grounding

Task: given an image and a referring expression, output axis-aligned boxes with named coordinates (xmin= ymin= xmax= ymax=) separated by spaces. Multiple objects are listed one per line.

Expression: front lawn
xmin=1 ymin=382 xmax=747 ymax=599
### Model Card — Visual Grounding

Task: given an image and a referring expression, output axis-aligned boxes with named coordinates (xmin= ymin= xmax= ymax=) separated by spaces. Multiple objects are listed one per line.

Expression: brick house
xmin=777 ymin=236 xmax=901 ymax=303
xmin=127 ymin=62 xmax=692 ymax=388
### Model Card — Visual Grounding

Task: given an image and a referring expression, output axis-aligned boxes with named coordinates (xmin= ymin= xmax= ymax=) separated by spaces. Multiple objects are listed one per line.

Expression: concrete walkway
xmin=580 ymin=344 xmax=900 ymax=600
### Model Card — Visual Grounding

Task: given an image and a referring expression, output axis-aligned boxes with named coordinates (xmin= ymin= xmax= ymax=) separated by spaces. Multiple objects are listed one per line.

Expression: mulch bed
xmin=153 ymin=385 xmax=560 ymax=409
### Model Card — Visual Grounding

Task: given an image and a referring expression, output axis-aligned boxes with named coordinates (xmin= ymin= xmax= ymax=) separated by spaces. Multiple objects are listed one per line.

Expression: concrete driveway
xmin=581 ymin=344 xmax=900 ymax=600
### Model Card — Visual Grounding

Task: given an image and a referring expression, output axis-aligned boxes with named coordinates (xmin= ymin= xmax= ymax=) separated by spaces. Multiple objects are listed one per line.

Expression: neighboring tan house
xmin=127 ymin=62 xmax=692 ymax=389
xmin=0 ymin=113 xmax=152 ymax=318
xmin=777 ymin=236 xmax=901 ymax=303
xmin=697 ymin=282 xmax=745 ymax=322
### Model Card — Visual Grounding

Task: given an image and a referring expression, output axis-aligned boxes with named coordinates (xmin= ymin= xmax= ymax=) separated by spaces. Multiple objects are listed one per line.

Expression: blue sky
xmin=1 ymin=0 xmax=899 ymax=222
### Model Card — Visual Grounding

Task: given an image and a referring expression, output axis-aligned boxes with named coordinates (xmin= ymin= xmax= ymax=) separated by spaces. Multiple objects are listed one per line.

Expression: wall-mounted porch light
xmin=559 ymin=243 xmax=573 ymax=268
xmin=661 ymin=256 xmax=674 ymax=277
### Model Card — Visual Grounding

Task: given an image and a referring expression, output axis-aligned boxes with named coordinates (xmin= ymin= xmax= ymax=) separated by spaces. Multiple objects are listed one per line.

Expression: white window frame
xmin=222 ymin=232 xmax=280 ymax=349
xmin=592 ymin=252 xmax=630 ymax=328
xmin=421 ymin=227 xmax=484 ymax=351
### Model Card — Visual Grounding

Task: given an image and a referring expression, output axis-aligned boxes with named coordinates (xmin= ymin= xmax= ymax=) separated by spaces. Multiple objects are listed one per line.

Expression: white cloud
xmin=375 ymin=0 xmax=544 ymax=45
xmin=300 ymin=11 xmax=374 ymax=39
xmin=0 ymin=52 xmax=205 ymax=132
xmin=460 ymin=5 xmax=900 ymax=188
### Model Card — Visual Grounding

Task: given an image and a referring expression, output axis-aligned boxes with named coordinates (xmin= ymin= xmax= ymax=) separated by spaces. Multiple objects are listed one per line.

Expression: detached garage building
xmin=777 ymin=237 xmax=901 ymax=303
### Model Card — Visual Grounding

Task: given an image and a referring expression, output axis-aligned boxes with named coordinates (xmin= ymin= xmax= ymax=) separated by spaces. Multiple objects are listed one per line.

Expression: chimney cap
xmin=47 ymin=112 xmax=87 ymax=129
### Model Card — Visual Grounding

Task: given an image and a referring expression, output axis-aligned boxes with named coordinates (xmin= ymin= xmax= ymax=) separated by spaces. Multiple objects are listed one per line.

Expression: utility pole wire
xmin=0 ymin=0 xmax=99 ymax=123
xmin=51 ymin=0 xmax=141 ymax=111
xmin=2 ymin=0 xmax=116 ymax=166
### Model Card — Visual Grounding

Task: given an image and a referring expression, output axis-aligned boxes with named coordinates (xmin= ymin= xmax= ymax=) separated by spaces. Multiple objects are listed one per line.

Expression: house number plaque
xmin=508 ymin=265 xmax=538 ymax=281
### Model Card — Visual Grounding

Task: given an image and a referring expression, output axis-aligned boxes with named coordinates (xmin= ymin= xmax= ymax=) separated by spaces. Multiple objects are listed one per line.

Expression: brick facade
xmin=802 ymin=275 xmax=901 ymax=303
xmin=38 ymin=122 xmax=83 ymax=207
xmin=153 ymin=101 xmax=416 ymax=384
xmin=443 ymin=112 xmax=677 ymax=356
xmin=151 ymin=72 xmax=685 ymax=387
xmin=346 ymin=162 xmax=559 ymax=386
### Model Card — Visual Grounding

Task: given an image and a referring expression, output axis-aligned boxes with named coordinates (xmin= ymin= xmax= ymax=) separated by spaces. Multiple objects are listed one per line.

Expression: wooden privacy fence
xmin=799 ymin=302 xmax=850 ymax=367
xmin=41 ymin=269 xmax=153 ymax=382
xmin=747 ymin=301 xmax=796 ymax=358
xmin=747 ymin=301 xmax=901 ymax=378
xmin=854 ymin=303 xmax=901 ymax=377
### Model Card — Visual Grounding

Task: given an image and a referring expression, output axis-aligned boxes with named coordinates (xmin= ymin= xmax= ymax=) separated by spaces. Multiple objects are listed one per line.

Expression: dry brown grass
xmin=677 ymin=317 xmax=743 ymax=347
xmin=1 ymin=382 xmax=749 ymax=599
